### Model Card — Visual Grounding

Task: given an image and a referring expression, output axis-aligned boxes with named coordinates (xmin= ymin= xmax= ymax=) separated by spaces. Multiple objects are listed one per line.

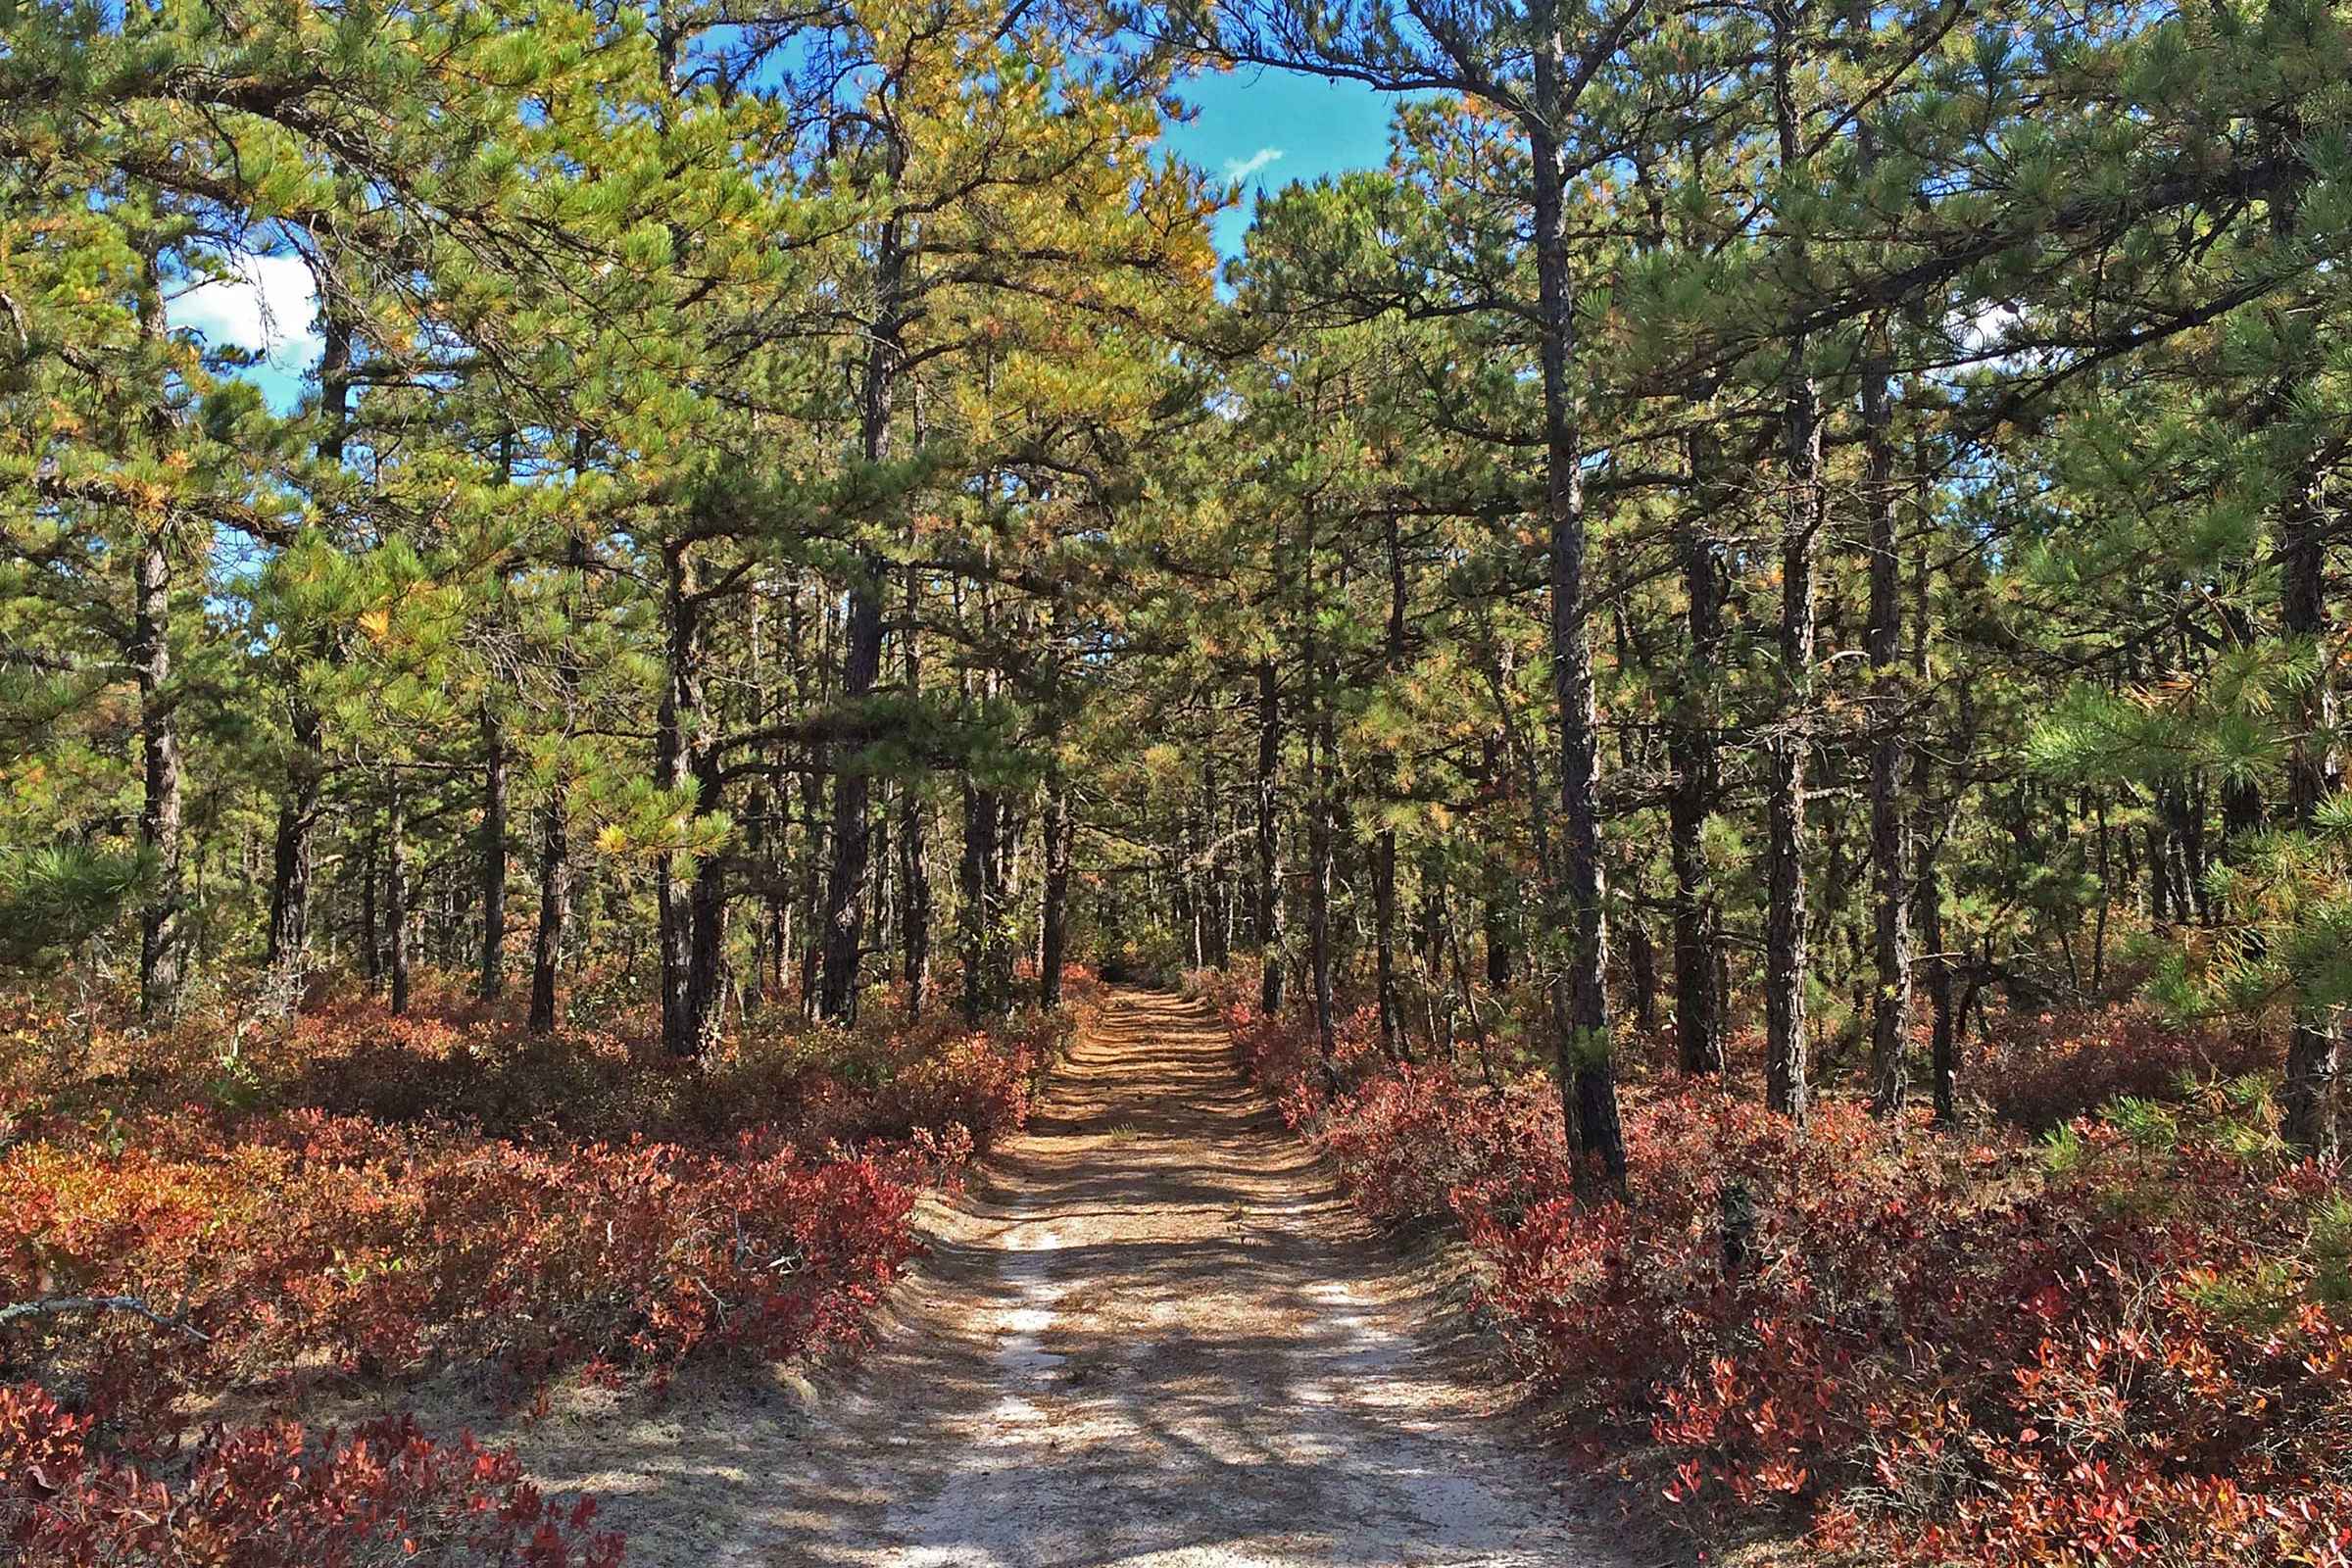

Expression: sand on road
xmin=469 ymin=989 xmax=1667 ymax=1568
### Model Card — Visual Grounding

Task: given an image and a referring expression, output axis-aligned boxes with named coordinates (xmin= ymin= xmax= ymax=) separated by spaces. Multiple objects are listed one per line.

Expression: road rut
xmin=713 ymin=987 xmax=1645 ymax=1567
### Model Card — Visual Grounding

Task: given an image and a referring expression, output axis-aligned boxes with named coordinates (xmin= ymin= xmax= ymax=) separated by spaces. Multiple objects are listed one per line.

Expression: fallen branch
xmin=0 ymin=1294 xmax=212 ymax=1343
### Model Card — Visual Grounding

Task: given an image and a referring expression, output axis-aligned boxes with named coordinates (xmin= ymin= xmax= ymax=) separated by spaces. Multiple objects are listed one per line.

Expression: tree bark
xmin=992 ymin=782 xmax=1023 ymax=1007
xmin=1040 ymin=761 xmax=1072 ymax=1007
xmin=1900 ymin=511 xmax=1959 ymax=1127
xmin=528 ymin=525 xmax=588 ymax=1035
xmin=819 ymin=159 xmax=908 ymax=1023
xmin=265 ymin=699 xmax=322 ymax=995
xmin=386 ymin=779 xmax=411 ymax=1018
xmin=1668 ymin=434 xmax=1728 ymax=1073
xmin=265 ymin=313 xmax=349 ymax=1001
xmin=1764 ymin=0 xmax=1818 ymax=1127
xmin=361 ymin=826 xmax=380 ymax=985
xmin=1254 ymin=657 xmax=1287 ymax=1014
xmin=1864 ymin=322 xmax=1912 ymax=1116
xmin=686 ymin=742 xmax=729 ymax=1051
xmin=478 ymin=702 xmax=508 ymax=1002
xmin=1374 ymin=512 xmax=1408 ymax=1055
xmin=133 ymin=531 xmax=181 ymax=1021
xmin=1480 ymin=736 xmax=1517 ymax=989
xmin=1307 ymin=646 xmax=1338 ymax=1073
xmin=899 ymin=772 xmax=932 ymax=1012
xmin=792 ymin=579 xmax=825 ymax=1015
xmin=898 ymin=562 xmax=934 ymax=1011
xmin=1531 ymin=20 xmax=1626 ymax=1188
xmin=818 ymin=567 xmax=889 ymax=1021
xmin=2280 ymin=461 xmax=2341 ymax=1153
xmin=527 ymin=783 xmax=568 ymax=1035
xmin=656 ymin=542 xmax=713 ymax=1055
xmin=960 ymin=778 xmax=1004 ymax=1024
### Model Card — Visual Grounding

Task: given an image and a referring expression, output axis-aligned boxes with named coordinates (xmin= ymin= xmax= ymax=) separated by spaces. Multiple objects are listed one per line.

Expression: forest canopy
xmin=7 ymin=0 xmax=2345 ymax=1142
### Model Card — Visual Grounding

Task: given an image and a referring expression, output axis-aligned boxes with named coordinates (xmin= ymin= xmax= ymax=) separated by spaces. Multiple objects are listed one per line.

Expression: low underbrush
xmin=1225 ymin=986 xmax=2352 ymax=1568
xmin=2 ymin=969 xmax=1099 ymax=1564
xmin=4 ymin=972 xmax=1076 ymax=1153
xmin=2 ymin=1382 xmax=622 ymax=1567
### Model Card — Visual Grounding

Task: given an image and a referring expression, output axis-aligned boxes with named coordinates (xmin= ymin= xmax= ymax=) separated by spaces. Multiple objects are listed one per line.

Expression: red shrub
xmin=0 ymin=979 xmax=1100 ymax=1453
xmin=0 ymin=970 xmax=1102 ymax=1565
xmin=1222 ymin=980 xmax=2352 ymax=1567
xmin=1973 ymin=1004 xmax=2274 ymax=1129
xmin=1 ymin=972 xmax=1095 ymax=1158
xmin=0 ymin=1113 xmax=932 ymax=1446
xmin=0 ymin=1381 xmax=621 ymax=1566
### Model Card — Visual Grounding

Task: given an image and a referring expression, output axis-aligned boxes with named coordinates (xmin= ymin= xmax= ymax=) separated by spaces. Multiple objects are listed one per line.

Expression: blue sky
xmin=1161 ymin=70 xmax=1398 ymax=257
xmin=176 ymin=71 xmax=1400 ymax=412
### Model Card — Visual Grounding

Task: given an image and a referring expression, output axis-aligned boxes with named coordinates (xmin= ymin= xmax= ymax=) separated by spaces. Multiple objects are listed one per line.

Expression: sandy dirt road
xmin=495 ymin=989 xmax=1661 ymax=1566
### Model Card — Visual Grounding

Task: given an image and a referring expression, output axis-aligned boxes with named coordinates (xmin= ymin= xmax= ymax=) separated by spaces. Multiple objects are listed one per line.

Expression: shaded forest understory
xmin=6 ymin=0 xmax=2352 ymax=1564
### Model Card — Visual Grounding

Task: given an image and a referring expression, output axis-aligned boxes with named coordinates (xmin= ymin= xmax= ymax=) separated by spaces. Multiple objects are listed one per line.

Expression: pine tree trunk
xmin=687 ymin=816 xmax=727 ymax=1051
xmin=528 ymin=526 xmax=589 ymax=1035
xmin=687 ymin=773 xmax=729 ymax=1048
xmin=1764 ymin=0 xmax=1817 ymax=1127
xmin=1668 ymin=438 xmax=1727 ymax=1073
xmin=478 ymin=703 xmax=508 ymax=1002
xmin=1201 ymin=763 xmax=1231 ymax=970
xmin=1254 ymin=657 xmax=1286 ymax=1014
xmin=1477 ymin=734 xmax=1516 ymax=988
xmin=2280 ymin=462 xmax=2341 ymax=1153
xmin=1905 ymin=526 xmax=1959 ymax=1127
xmin=799 ymin=752 xmax=826 ymax=1016
xmin=265 ymin=317 xmax=348 ymax=1003
xmin=1375 ymin=513 xmax=1408 ymax=1054
xmin=265 ymin=699 xmax=322 ymax=998
xmin=992 ymin=789 xmax=1021 ymax=1009
xmin=361 ymin=826 xmax=380 ymax=985
xmin=1040 ymin=762 xmax=1072 ymax=1008
xmin=960 ymin=779 xmax=1003 ymax=1025
xmin=528 ymin=785 xmax=568 ymax=1035
xmin=1484 ymin=890 xmax=1514 ymax=988
xmin=745 ymin=776 xmax=770 ymax=1016
xmin=819 ymin=603 xmax=886 ymax=1019
xmin=792 ymin=580 xmax=825 ymax=1016
xmin=1626 ymin=921 xmax=1659 ymax=1031
xmin=899 ymin=780 xmax=931 ymax=1010
xmin=1307 ymin=651 xmax=1337 ymax=1073
xmin=134 ymin=531 xmax=181 ymax=1021
xmin=1374 ymin=827 xmax=1399 ymax=1054
xmin=813 ymin=570 xmax=879 ymax=1024
xmin=1531 ymin=26 xmax=1626 ymax=1188
xmin=900 ymin=567 xmax=933 ymax=1012
xmin=820 ymin=182 xmax=907 ymax=1023
xmin=387 ymin=779 xmax=411 ymax=1018
xmin=1864 ymin=323 xmax=1912 ymax=1116
xmin=656 ymin=543 xmax=710 ymax=1055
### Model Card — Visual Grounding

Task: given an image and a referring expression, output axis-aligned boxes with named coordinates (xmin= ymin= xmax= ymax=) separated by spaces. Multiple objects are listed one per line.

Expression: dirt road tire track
xmin=706 ymin=987 xmax=1652 ymax=1566
xmin=372 ymin=990 xmax=1665 ymax=1564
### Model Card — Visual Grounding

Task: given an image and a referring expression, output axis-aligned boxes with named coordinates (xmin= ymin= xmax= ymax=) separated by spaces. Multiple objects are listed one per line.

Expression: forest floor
xmin=359 ymin=988 xmax=1667 ymax=1566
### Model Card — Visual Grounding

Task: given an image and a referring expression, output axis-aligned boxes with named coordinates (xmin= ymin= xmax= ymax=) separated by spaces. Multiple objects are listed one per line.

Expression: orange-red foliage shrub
xmin=0 ymin=973 xmax=1098 ymax=1473
xmin=1971 ymin=1003 xmax=2274 ymax=1129
xmin=1226 ymin=990 xmax=2352 ymax=1568
xmin=0 ymin=1113 xmax=933 ymax=1448
xmin=1 ymin=1381 xmax=620 ymax=1567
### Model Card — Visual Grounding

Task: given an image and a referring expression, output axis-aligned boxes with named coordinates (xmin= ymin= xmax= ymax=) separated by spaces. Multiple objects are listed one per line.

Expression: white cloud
xmin=168 ymin=251 xmax=320 ymax=369
xmin=1222 ymin=146 xmax=1285 ymax=182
